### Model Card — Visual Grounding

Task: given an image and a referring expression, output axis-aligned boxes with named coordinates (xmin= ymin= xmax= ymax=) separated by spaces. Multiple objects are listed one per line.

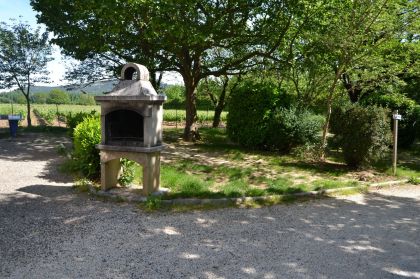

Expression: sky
xmin=0 ymin=0 xmax=67 ymax=86
xmin=0 ymin=0 xmax=182 ymax=89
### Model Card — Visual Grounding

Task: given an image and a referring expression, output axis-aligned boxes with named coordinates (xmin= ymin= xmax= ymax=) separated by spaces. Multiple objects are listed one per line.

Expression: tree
xmin=77 ymin=94 xmax=96 ymax=105
xmin=31 ymin=0 xmax=302 ymax=140
xmin=46 ymin=89 xmax=71 ymax=105
xmin=274 ymin=0 xmax=415 ymax=159
xmin=0 ymin=20 xmax=52 ymax=126
xmin=64 ymin=54 xmax=125 ymax=91
xmin=198 ymin=75 xmax=240 ymax=127
xmin=33 ymin=92 xmax=48 ymax=104
xmin=164 ymin=85 xmax=185 ymax=107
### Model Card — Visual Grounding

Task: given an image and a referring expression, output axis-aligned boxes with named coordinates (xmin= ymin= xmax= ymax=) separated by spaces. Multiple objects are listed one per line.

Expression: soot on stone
xmin=105 ymin=110 xmax=144 ymax=146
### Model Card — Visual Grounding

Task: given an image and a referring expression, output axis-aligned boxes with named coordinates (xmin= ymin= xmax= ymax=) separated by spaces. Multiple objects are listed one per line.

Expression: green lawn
xmin=126 ymin=128 xmax=420 ymax=200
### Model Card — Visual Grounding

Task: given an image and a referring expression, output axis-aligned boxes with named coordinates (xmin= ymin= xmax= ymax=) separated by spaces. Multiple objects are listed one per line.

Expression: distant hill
xmin=1 ymin=79 xmax=171 ymax=95
xmin=29 ymin=80 xmax=118 ymax=95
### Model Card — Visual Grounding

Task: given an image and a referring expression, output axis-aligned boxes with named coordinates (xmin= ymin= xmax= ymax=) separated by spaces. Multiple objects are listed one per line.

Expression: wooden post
xmin=392 ymin=110 xmax=399 ymax=176
xmin=175 ymin=108 xmax=178 ymax=129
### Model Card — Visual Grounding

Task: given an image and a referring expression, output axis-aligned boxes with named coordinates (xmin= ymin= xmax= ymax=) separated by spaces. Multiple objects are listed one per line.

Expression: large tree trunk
xmin=25 ymin=96 xmax=32 ymax=127
xmin=320 ymin=69 xmax=343 ymax=160
xmin=212 ymin=76 xmax=229 ymax=128
xmin=212 ymin=105 xmax=223 ymax=128
xmin=183 ymin=78 xmax=200 ymax=141
xmin=342 ymin=73 xmax=362 ymax=103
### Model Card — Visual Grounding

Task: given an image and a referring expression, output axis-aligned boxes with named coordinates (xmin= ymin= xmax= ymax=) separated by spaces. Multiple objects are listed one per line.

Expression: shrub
xmin=66 ymin=110 xmax=98 ymax=137
xmin=330 ymin=105 xmax=391 ymax=167
xmin=227 ymin=78 xmax=322 ymax=151
xmin=73 ymin=116 xmax=101 ymax=179
xmin=118 ymin=159 xmax=136 ymax=186
xmin=266 ymin=107 xmax=324 ymax=152
xmin=227 ymin=78 xmax=280 ymax=148
xmin=361 ymin=93 xmax=419 ymax=147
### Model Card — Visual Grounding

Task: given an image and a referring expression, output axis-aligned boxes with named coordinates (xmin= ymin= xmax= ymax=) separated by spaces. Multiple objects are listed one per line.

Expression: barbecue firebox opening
xmin=105 ymin=109 xmax=143 ymax=146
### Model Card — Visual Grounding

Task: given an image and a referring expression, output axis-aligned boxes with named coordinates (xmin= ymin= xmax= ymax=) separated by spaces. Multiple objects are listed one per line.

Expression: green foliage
xmin=227 ymin=78 xmax=322 ymax=151
xmin=361 ymin=92 xmax=420 ymax=147
xmin=222 ymin=180 xmax=250 ymax=197
xmin=46 ymin=89 xmax=71 ymax=105
xmin=266 ymin=107 xmax=324 ymax=152
xmin=163 ymin=85 xmax=184 ymax=108
xmin=408 ymin=176 xmax=420 ymax=185
xmin=0 ymin=96 xmax=11 ymax=103
xmin=311 ymin=179 xmax=359 ymax=191
xmin=144 ymin=196 xmax=162 ymax=211
xmin=0 ymin=20 xmax=52 ymax=126
xmin=32 ymin=107 xmax=57 ymax=124
xmin=330 ymin=105 xmax=391 ymax=167
xmin=33 ymin=92 xmax=48 ymax=104
xmin=32 ymin=0 xmax=300 ymax=139
xmin=161 ymin=166 xmax=212 ymax=198
xmin=76 ymin=94 xmax=96 ymax=105
xmin=65 ymin=110 xmax=98 ymax=137
xmin=73 ymin=178 xmax=92 ymax=193
xmin=118 ymin=159 xmax=136 ymax=186
xmin=267 ymin=178 xmax=307 ymax=195
xmin=16 ymin=95 xmax=26 ymax=104
xmin=227 ymin=78 xmax=280 ymax=148
xmin=0 ymin=104 xmax=27 ymax=118
xmin=73 ymin=116 xmax=101 ymax=179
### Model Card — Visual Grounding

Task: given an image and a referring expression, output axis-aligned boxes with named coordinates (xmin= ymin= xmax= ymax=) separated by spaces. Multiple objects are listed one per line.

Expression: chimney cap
xmin=121 ymin=63 xmax=150 ymax=81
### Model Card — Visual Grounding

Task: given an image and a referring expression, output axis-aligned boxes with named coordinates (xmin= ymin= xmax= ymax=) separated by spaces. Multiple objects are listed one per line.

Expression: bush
xmin=266 ymin=107 xmax=324 ymax=152
xmin=361 ymin=93 xmax=419 ymax=147
xmin=66 ymin=110 xmax=98 ymax=137
xmin=73 ymin=116 xmax=101 ymax=179
xmin=227 ymin=78 xmax=280 ymax=148
xmin=330 ymin=105 xmax=391 ymax=167
xmin=227 ymin=78 xmax=321 ymax=151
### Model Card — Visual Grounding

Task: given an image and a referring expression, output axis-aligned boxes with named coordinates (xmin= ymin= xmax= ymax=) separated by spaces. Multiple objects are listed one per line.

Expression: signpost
xmin=392 ymin=110 xmax=401 ymax=175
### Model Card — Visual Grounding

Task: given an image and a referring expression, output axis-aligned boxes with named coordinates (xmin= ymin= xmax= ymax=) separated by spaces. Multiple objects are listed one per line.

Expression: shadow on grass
xmin=373 ymin=143 xmax=420 ymax=177
xmin=278 ymin=161 xmax=351 ymax=176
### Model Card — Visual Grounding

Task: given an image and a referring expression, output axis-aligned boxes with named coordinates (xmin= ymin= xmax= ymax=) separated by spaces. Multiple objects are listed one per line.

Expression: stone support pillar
xmin=98 ymin=148 xmax=163 ymax=195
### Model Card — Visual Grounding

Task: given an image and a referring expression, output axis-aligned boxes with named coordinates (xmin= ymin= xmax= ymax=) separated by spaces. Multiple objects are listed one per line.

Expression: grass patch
xmin=311 ymin=179 xmax=359 ymax=191
xmin=266 ymin=177 xmax=307 ymax=195
xmin=73 ymin=178 xmax=94 ymax=193
xmin=384 ymin=166 xmax=420 ymax=179
xmin=215 ymin=165 xmax=253 ymax=181
xmin=222 ymin=180 xmax=250 ymax=197
xmin=161 ymin=166 xmax=215 ymax=198
xmin=408 ymin=176 xmax=420 ymax=185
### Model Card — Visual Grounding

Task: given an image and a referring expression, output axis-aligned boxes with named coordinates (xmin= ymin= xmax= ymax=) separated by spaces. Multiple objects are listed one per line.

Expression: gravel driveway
xmin=0 ymin=133 xmax=419 ymax=279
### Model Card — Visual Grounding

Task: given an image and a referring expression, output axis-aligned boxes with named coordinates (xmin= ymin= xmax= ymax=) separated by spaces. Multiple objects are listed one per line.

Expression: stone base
xmin=98 ymin=147 xmax=162 ymax=195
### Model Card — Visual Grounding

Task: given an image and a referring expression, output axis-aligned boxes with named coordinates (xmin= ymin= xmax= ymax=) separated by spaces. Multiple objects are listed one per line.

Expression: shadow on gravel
xmin=17 ymin=184 xmax=74 ymax=198
xmin=37 ymin=158 xmax=74 ymax=184
xmin=0 ymin=133 xmax=70 ymax=162
xmin=0 ymin=188 xmax=419 ymax=278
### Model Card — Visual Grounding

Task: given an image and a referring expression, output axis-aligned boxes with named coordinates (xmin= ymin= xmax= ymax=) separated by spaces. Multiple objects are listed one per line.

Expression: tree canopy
xmin=31 ymin=0 xmax=307 ymax=140
xmin=46 ymin=89 xmax=71 ymax=105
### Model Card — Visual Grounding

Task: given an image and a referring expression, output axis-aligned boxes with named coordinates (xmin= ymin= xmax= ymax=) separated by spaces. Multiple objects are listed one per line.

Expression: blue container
xmin=8 ymin=119 xmax=18 ymax=137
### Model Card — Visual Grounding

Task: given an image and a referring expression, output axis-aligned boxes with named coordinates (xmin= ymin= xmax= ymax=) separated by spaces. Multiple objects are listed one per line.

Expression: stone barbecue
xmin=95 ymin=63 xmax=166 ymax=195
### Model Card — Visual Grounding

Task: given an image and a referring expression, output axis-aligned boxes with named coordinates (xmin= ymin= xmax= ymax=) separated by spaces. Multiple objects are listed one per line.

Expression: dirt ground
xmin=1 ymin=132 xmax=419 ymax=278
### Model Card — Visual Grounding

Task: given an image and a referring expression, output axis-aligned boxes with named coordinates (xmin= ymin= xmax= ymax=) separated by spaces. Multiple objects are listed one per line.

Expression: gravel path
xmin=0 ymin=133 xmax=419 ymax=279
